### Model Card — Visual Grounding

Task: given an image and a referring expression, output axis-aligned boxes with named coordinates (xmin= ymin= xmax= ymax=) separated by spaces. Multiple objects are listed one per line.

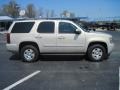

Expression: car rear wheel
xmin=87 ymin=44 xmax=107 ymax=62
xmin=20 ymin=45 xmax=39 ymax=62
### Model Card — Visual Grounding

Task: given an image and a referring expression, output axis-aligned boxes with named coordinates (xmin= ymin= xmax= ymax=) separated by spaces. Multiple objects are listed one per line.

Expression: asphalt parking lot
xmin=0 ymin=30 xmax=120 ymax=90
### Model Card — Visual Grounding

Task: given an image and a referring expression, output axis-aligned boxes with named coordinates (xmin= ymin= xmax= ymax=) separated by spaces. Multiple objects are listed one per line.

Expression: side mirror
xmin=75 ymin=29 xmax=81 ymax=34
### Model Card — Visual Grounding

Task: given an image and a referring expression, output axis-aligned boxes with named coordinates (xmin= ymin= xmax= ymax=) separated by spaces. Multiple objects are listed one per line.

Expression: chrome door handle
xmin=58 ymin=36 xmax=65 ymax=39
xmin=35 ymin=36 xmax=42 ymax=38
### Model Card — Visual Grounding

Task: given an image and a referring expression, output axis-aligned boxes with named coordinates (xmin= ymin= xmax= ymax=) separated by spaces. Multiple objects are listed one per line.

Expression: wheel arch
xmin=87 ymin=41 xmax=108 ymax=53
xmin=19 ymin=41 xmax=40 ymax=53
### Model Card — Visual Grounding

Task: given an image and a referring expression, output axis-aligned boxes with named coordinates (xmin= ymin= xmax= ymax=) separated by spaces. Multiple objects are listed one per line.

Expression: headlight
xmin=109 ymin=37 xmax=113 ymax=43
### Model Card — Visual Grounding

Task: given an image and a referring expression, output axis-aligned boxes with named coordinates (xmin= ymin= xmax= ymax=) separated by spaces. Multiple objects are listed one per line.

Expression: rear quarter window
xmin=11 ymin=22 xmax=34 ymax=33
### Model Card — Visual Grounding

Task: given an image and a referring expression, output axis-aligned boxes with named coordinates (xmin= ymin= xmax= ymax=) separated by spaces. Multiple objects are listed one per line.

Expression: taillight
xmin=6 ymin=33 xmax=10 ymax=44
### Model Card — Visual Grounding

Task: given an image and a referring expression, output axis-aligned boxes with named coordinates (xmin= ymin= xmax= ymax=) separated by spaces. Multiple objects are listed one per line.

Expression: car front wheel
xmin=87 ymin=44 xmax=107 ymax=62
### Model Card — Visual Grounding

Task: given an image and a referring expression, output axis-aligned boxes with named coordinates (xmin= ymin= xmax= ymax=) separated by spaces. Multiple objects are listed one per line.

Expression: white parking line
xmin=3 ymin=70 xmax=41 ymax=90
xmin=119 ymin=67 xmax=120 ymax=90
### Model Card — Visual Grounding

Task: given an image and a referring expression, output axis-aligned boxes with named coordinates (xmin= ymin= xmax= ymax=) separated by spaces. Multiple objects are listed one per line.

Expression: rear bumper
xmin=6 ymin=44 xmax=19 ymax=53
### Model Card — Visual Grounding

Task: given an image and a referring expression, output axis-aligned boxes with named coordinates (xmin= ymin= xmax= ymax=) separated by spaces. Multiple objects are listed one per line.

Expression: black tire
xmin=20 ymin=45 xmax=39 ymax=62
xmin=87 ymin=44 xmax=107 ymax=62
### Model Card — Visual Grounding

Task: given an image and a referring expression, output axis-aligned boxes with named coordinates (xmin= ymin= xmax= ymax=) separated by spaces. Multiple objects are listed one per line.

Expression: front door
xmin=57 ymin=21 xmax=85 ymax=53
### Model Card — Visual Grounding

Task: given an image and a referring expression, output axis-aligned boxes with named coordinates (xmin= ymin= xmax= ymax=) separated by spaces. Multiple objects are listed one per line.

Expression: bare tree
xmin=50 ymin=10 xmax=55 ymax=17
xmin=61 ymin=10 xmax=75 ymax=18
xmin=61 ymin=10 xmax=69 ymax=17
xmin=2 ymin=0 xmax=20 ymax=18
xmin=38 ymin=7 xmax=44 ymax=18
xmin=45 ymin=9 xmax=55 ymax=18
xmin=0 ymin=7 xmax=3 ymax=16
xmin=45 ymin=10 xmax=50 ymax=18
xmin=26 ymin=4 xmax=36 ymax=18
xmin=70 ymin=12 xmax=75 ymax=18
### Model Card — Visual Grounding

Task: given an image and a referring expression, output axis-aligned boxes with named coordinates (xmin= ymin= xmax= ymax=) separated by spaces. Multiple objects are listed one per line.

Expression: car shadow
xmin=9 ymin=54 xmax=86 ymax=61
xmin=39 ymin=55 xmax=85 ymax=61
xmin=9 ymin=54 xmax=20 ymax=61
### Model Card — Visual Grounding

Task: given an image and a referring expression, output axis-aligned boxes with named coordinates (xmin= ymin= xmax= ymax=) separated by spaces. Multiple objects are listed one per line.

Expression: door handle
xmin=35 ymin=36 xmax=42 ymax=38
xmin=58 ymin=36 xmax=65 ymax=39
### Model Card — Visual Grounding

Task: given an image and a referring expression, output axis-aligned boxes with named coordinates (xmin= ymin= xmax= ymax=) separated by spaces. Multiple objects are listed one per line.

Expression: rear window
xmin=37 ymin=22 xmax=54 ymax=33
xmin=11 ymin=22 xmax=34 ymax=33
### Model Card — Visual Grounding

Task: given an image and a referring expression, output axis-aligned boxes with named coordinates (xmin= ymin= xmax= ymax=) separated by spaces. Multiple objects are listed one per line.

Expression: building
xmin=0 ymin=16 xmax=13 ymax=31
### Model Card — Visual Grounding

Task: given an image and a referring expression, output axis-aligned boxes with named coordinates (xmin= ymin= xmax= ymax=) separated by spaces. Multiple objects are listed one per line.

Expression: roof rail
xmin=13 ymin=17 xmax=88 ymax=21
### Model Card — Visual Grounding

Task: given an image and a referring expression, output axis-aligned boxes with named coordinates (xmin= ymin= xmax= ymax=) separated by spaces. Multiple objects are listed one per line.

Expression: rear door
xmin=35 ymin=21 xmax=57 ymax=53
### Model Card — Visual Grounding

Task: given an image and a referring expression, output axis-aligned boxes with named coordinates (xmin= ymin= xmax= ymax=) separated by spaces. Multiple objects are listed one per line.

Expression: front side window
xmin=59 ymin=22 xmax=77 ymax=34
xmin=37 ymin=22 xmax=54 ymax=33
xmin=11 ymin=22 xmax=34 ymax=33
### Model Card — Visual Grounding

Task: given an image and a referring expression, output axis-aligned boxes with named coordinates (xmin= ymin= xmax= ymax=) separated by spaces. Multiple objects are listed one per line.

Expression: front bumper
xmin=108 ymin=43 xmax=114 ymax=54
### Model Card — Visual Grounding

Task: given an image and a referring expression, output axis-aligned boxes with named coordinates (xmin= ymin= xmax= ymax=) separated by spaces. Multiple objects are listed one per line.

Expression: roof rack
xmin=14 ymin=17 xmax=88 ymax=22
xmin=37 ymin=17 xmax=88 ymax=20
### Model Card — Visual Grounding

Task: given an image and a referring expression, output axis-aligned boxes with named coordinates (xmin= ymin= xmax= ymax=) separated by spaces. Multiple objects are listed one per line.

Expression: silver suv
xmin=6 ymin=20 xmax=114 ymax=62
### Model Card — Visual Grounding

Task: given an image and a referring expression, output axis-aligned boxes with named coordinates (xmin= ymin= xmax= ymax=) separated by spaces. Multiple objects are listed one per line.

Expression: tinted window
xmin=59 ymin=22 xmax=77 ymax=33
xmin=37 ymin=22 xmax=54 ymax=33
xmin=11 ymin=22 xmax=34 ymax=33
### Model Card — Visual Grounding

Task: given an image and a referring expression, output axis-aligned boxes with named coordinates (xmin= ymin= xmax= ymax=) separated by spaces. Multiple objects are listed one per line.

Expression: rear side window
xmin=11 ymin=22 xmax=34 ymax=33
xmin=37 ymin=22 xmax=54 ymax=33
